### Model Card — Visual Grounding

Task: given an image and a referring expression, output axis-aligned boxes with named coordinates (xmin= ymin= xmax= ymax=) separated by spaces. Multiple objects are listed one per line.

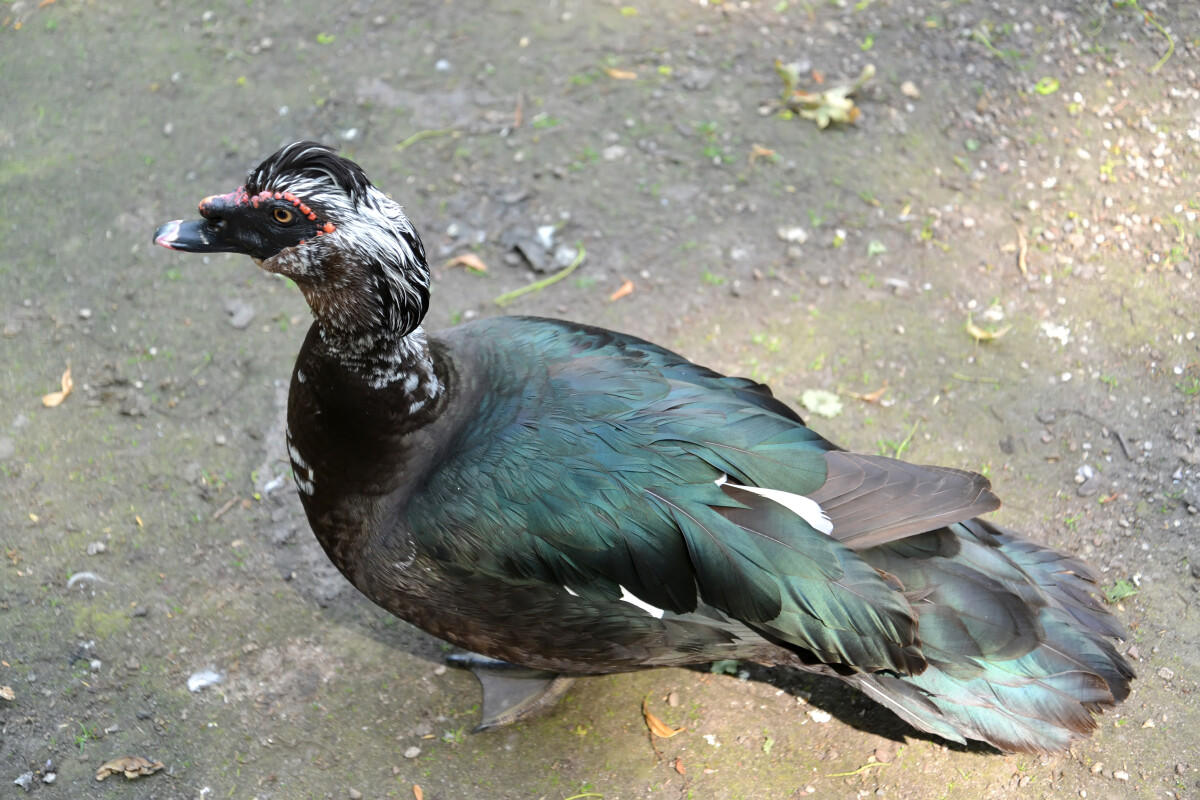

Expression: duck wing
xmin=409 ymin=318 xmax=993 ymax=673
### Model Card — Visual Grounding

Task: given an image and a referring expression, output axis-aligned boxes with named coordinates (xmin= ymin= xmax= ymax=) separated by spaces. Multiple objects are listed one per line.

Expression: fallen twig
xmin=1121 ymin=0 xmax=1174 ymax=73
xmin=1015 ymin=225 xmax=1028 ymax=276
xmin=494 ymin=244 xmax=586 ymax=307
xmin=828 ymin=762 xmax=892 ymax=778
xmin=395 ymin=128 xmax=456 ymax=151
xmin=1052 ymin=408 xmax=1136 ymax=461
xmin=211 ymin=496 xmax=242 ymax=521
xmin=951 ymin=372 xmax=1000 ymax=384
xmin=894 ymin=421 xmax=919 ymax=459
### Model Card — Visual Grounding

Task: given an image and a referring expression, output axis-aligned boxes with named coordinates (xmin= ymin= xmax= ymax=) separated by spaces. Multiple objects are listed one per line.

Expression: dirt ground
xmin=2 ymin=1 xmax=1198 ymax=798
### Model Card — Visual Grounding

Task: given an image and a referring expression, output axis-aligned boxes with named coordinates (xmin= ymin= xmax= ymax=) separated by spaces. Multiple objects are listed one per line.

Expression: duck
xmin=154 ymin=142 xmax=1133 ymax=754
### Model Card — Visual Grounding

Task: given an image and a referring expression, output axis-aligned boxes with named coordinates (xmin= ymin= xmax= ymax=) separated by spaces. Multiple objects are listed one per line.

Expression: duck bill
xmin=153 ymin=219 xmax=242 ymax=253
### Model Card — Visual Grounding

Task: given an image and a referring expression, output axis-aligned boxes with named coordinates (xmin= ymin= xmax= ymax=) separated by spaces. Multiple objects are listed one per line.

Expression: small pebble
xmin=187 ymin=669 xmax=224 ymax=692
xmin=1091 ymin=762 xmax=1103 ymax=774
xmin=78 ymin=308 xmax=92 ymax=319
xmin=86 ymin=542 xmax=106 ymax=556
xmin=900 ymin=81 xmax=921 ymax=98
xmin=777 ymin=226 xmax=808 ymax=244
xmin=348 ymin=790 xmax=362 ymax=800
xmin=667 ymin=691 xmax=680 ymax=707
xmin=215 ymin=434 xmax=227 ymax=446
xmin=404 ymin=746 xmax=421 ymax=759
xmin=1112 ymin=770 xmax=1129 ymax=781
xmin=224 ymin=298 xmax=256 ymax=329
xmin=1157 ymin=667 xmax=1175 ymax=680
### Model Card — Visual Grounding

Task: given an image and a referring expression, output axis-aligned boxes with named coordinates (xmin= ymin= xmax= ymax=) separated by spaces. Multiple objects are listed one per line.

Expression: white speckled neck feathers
xmin=322 ymin=324 xmax=443 ymax=398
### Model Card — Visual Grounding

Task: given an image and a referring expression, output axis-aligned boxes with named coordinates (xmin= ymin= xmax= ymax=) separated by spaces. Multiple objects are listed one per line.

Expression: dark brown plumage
xmin=154 ymin=142 xmax=1133 ymax=753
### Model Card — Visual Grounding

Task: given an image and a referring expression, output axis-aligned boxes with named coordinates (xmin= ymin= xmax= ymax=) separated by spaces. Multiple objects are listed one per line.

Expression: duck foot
xmin=446 ymin=653 xmax=576 ymax=731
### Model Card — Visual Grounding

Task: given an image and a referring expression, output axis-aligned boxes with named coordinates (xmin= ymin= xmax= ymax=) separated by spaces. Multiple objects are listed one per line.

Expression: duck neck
xmin=315 ymin=322 xmax=443 ymax=407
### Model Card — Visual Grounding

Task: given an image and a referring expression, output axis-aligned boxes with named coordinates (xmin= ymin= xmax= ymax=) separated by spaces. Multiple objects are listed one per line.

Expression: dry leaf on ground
xmin=774 ymin=62 xmax=875 ymax=128
xmin=643 ymin=698 xmax=685 ymax=738
xmin=0 ymin=685 xmax=14 ymax=701
xmin=749 ymin=144 xmax=776 ymax=164
xmin=442 ymin=253 xmax=488 ymax=273
xmin=42 ymin=366 xmax=73 ymax=407
xmin=603 ymin=66 xmax=637 ymax=80
xmin=609 ymin=280 xmax=634 ymax=301
xmin=845 ymin=384 xmax=889 ymax=404
xmin=95 ymin=755 xmax=164 ymax=781
xmin=965 ymin=315 xmax=1012 ymax=342
xmin=1015 ymin=225 xmax=1029 ymax=276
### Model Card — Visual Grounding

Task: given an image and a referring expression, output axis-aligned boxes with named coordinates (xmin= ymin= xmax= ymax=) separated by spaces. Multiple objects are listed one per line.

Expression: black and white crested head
xmin=242 ymin=143 xmax=431 ymax=344
xmin=246 ymin=141 xmax=372 ymax=210
xmin=155 ymin=142 xmax=439 ymax=392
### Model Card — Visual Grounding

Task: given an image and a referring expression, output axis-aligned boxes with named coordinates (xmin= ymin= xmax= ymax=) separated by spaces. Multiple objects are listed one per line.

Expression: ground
xmin=1 ymin=0 xmax=1198 ymax=798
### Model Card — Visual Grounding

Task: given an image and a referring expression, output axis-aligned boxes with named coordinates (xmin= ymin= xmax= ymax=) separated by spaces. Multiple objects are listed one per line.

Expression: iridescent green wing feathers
xmin=408 ymin=318 xmax=921 ymax=673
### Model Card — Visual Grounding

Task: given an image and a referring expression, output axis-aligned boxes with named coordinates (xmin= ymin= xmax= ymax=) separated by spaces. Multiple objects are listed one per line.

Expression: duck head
xmin=154 ymin=142 xmax=430 ymax=340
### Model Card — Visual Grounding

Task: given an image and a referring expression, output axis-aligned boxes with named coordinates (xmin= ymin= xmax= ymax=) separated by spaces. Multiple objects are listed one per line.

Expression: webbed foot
xmin=447 ymin=653 xmax=576 ymax=731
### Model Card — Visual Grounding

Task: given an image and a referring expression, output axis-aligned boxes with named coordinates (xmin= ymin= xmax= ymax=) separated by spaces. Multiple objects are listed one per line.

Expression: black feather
xmin=246 ymin=141 xmax=373 ymax=204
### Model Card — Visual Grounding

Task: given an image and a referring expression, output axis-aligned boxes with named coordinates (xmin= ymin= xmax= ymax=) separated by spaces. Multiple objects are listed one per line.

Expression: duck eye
xmin=273 ymin=207 xmax=295 ymax=224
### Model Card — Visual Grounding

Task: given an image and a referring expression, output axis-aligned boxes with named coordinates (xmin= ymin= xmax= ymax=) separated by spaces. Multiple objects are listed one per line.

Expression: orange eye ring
xmin=273 ymin=207 xmax=295 ymax=224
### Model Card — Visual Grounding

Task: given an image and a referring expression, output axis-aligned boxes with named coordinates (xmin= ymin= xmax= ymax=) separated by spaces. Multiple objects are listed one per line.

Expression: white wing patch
xmin=619 ymin=585 xmax=666 ymax=619
xmin=564 ymin=584 xmax=664 ymax=618
xmin=715 ymin=473 xmax=833 ymax=535
xmin=286 ymin=429 xmax=316 ymax=496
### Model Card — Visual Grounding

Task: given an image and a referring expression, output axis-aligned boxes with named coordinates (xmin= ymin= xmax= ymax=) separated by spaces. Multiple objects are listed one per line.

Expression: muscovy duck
xmin=154 ymin=142 xmax=1133 ymax=753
